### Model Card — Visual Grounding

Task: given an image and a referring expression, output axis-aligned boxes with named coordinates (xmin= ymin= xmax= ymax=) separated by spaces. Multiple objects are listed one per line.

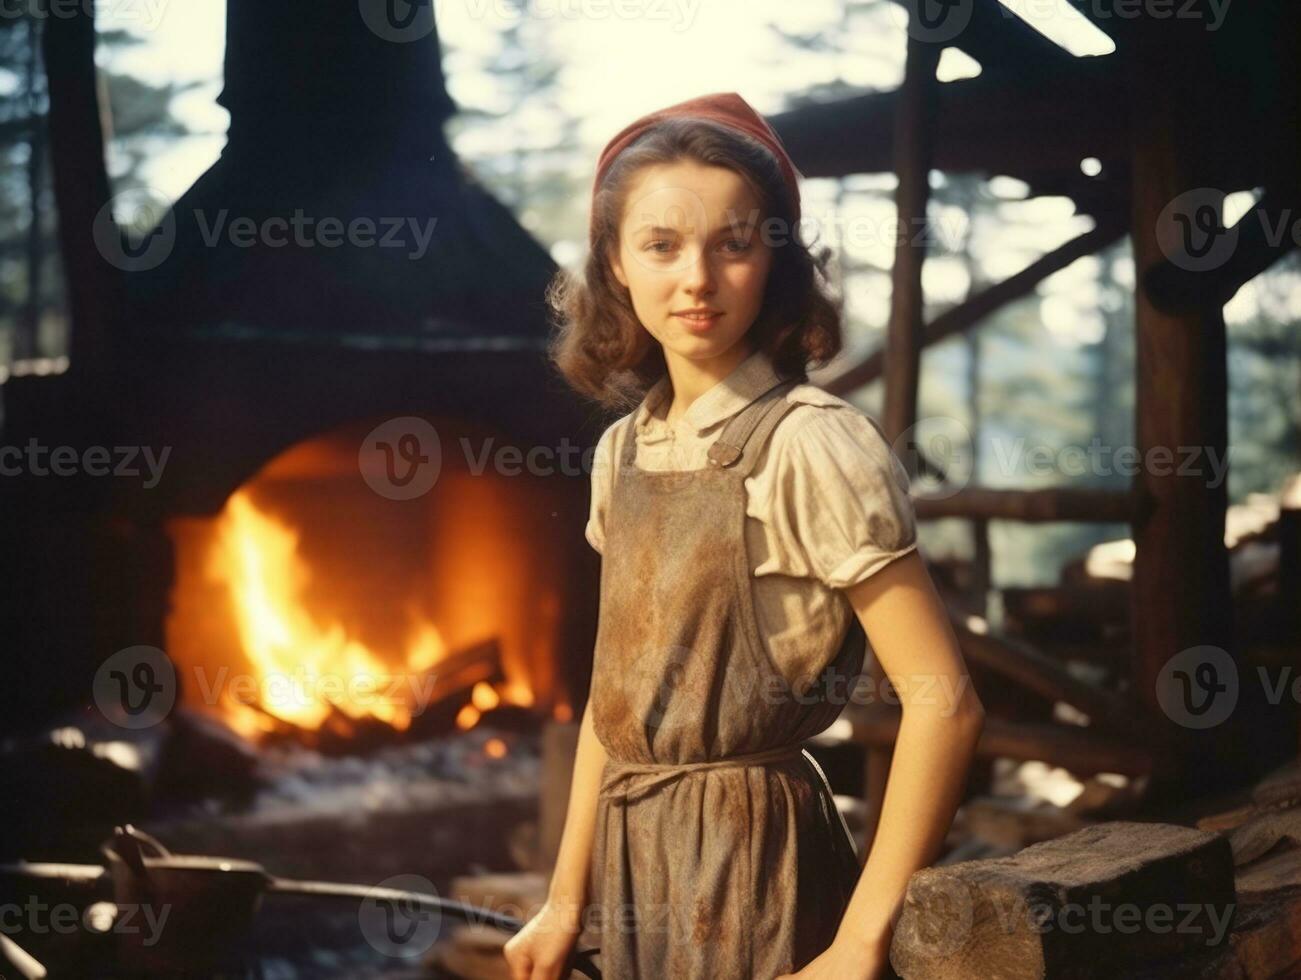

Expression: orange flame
xmin=206 ymin=489 xmax=451 ymax=736
xmin=166 ymin=425 xmax=562 ymax=744
xmin=202 ymin=489 xmax=541 ymax=740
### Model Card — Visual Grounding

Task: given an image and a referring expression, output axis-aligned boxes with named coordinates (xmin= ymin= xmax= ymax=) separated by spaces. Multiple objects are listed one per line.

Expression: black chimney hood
xmin=126 ymin=0 xmax=558 ymax=348
xmin=0 ymin=0 xmax=601 ymax=742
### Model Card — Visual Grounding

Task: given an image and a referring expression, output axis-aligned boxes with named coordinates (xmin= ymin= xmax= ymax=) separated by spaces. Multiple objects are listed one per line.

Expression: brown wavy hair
xmin=546 ymin=116 xmax=845 ymax=412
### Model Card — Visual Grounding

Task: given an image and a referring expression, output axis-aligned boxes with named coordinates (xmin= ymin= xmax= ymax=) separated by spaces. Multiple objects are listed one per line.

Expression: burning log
xmin=231 ymin=637 xmax=512 ymax=755
xmin=890 ymin=822 xmax=1236 ymax=979
xmin=406 ymin=638 xmax=519 ymax=738
xmin=414 ymin=638 xmax=507 ymax=707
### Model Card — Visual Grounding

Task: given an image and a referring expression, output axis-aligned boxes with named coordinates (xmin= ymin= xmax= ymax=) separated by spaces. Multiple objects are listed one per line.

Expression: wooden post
xmin=864 ymin=32 xmax=940 ymax=858
xmin=42 ymin=0 xmax=121 ymax=373
xmin=881 ymin=34 xmax=937 ymax=449
xmin=1280 ymin=479 xmax=1301 ymax=758
xmin=1127 ymin=13 xmax=1234 ymax=795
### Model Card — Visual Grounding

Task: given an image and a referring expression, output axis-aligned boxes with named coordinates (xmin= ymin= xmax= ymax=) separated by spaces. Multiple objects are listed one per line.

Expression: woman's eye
xmin=721 ymin=239 xmax=751 ymax=253
xmin=645 ymin=240 xmax=674 ymax=253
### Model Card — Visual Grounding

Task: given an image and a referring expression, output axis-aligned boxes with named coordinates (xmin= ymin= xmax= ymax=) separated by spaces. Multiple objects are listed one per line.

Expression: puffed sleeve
xmin=584 ymin=423 xmax=616 ymax=554
xmin=760 ymin=404 xmax=917 ymax=589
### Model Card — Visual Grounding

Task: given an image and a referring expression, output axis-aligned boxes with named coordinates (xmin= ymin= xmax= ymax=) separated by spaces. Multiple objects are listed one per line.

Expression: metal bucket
xmin=100 ymin=825 xmax=267 ymax=975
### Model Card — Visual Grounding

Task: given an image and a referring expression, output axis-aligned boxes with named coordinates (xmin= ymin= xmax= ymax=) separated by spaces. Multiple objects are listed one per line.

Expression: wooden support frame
xmin=1144 ymin=186 xmax=1301 ymax=315
xmin=824 ymin=218 xmax=1128 ymax=395
xmin=803 ymin=4 xmax=1290 ymax=806
xmin=1127 ymin=15 xmax=1234 ymax=754
xmin=912 ymin=486 xmax=1133 ymax=523
xmin=944 ymin=0 xmax=1079 ymax=81
xmin=769 ymin=55 xmax=1127 ymax=184
xmin=42 ymin=0 xmax=121 ymax=371
xmin=863 ymin=32 xmax=941 ymax=857
xmin=948 ymin=607 xmax=1139 ymax=735
xmin=848 ymin=704 xmax=1156 ymax=778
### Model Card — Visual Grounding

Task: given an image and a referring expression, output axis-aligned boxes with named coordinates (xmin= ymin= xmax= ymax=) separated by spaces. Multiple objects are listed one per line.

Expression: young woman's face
xmin=609 ymin=159 xmax=773 ymax=364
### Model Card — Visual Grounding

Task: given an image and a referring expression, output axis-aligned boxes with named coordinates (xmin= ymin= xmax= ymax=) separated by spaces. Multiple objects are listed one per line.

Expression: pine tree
xmin=0 ymin=3 xmax=191 ymax=366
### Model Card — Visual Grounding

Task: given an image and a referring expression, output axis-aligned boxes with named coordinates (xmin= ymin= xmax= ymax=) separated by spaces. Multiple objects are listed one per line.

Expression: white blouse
xmin=586 ymin=347 xmax=919 ymax=689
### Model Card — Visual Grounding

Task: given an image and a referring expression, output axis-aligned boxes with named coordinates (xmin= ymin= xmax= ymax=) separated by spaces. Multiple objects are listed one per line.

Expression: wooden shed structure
xmin=769 ymin=0 xmax=1301 ymax=829
xmin=0 ymin=0 xmax=1300 ymax=976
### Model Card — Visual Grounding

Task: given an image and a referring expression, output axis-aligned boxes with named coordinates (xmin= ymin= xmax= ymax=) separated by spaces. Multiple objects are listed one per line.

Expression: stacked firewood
xmin=891 ymin=759 xmax=1301 ymax=978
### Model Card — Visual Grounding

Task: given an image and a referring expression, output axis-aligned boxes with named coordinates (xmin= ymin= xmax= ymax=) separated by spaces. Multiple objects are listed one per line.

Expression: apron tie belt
xmin=600 ymin=743 xmax=809 ymax=807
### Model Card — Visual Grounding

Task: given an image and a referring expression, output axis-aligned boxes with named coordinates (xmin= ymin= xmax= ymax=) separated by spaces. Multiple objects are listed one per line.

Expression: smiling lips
xmin=674 ymin=310 xmax=724 ymax=329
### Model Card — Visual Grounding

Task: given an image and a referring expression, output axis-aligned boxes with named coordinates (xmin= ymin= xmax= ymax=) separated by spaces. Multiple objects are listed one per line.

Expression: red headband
xmin=589 ymin=91 xmax=803 ymax=246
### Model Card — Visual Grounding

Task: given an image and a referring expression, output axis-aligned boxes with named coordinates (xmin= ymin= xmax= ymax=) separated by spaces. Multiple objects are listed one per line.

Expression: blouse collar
xmin=634 ymin=347 xmax=786 ymax=442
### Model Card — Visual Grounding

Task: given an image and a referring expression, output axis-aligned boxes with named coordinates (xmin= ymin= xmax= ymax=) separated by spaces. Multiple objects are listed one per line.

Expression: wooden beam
xmin=1279 ymin=501 xmax=1301 ymax=649
xmin=772 ymin=42 xmax=1281 ymax=197
xmin=1002 ymin=584 xmax=1129 ymax=633
xmin=1143 ymin=186 xmax=1301 ymax=315
xmin=0 ymin=115 xmax=37 ymax=145
xmin=939 ymin=0 xmax=1077 ymax=81
xmin=824 ymin=218 xmax=1129 ymax=395
xmin=1127 ymin=14 xmax=1234 ymax=788
xmin=912 ymin=487 xmax=1133 ymax=523
xmin=882 ymin=38 xmax=935 ymax=448
xmin=769 ymin=56 xmax=1126 ymax=184
xmin=864 ymin=33 xmax=941 ymax=859
xmin=1060 ymin=0 xmax=1133 ymax=42
xmin=948 ymin=606 xmax=1139 ymax=735
xmin=847 ymin=704 xmax=1156 ymax=777
xmin=42 ymin=0 xmax=121 ymax=370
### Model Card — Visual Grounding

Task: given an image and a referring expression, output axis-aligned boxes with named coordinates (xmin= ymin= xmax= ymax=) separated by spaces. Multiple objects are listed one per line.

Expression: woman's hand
xmin=773 ymin=932 xmax=892 ymax=980
xmin=502 ymin=898 xmax=585 ymax=980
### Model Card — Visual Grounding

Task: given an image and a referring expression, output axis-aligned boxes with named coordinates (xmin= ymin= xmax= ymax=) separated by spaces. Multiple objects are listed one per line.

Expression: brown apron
xmin=588 ymin=377 xmax=865 ymax=979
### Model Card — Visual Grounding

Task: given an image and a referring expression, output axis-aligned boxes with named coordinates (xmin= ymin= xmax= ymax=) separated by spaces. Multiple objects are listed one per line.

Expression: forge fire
xmin=164 ymin=423 xmax=568 ymax=751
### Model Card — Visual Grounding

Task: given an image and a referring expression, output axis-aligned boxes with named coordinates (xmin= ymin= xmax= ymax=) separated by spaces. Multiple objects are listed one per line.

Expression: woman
xmin=505 ymin=91 xmax=984 ymax=980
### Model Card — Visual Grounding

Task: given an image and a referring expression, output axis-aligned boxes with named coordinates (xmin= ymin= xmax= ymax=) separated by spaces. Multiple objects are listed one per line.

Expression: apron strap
xmin=706 ymin=378 xmax=801 ymax=475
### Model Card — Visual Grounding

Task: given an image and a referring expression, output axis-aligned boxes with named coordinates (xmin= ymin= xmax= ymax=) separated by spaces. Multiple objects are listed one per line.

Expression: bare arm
xmin=504 ymin=697 xmax=609 ymax=979
xmin=834 ymin=550 xmax=985 ymax=957
xmin=545 ymin=696 xmax=609 ymax=922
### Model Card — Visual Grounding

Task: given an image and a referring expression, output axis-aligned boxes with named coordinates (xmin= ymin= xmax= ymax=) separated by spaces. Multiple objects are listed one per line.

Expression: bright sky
xmin=93 ymin=0 xmax=1299 ymax=337
xmin=96 ymin=0 xmax=228 ymax=199
xmin=97 ymin=0 xmax=902 ymax=198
